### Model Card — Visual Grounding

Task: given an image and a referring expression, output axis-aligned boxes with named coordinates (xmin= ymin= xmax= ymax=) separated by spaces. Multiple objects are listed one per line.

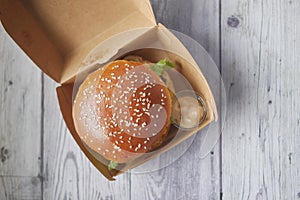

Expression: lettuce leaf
xmin=150 ymin=58 xmax=175 ymax=76
xmin=108 ymin=160 xmax=118 ymax=171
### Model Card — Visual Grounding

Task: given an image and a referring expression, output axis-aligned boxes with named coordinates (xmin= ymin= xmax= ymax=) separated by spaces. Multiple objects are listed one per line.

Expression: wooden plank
xmin=0 ymin=24 xmax=42 ymax=198
xmin=42 ymin=75 xmax=131 ymax=200
xmin=221 ymin=0 xmax=300 ymax=199
xmin=130 ymin=0 xmax=221 ymax=199
xmin=0 ymin=176 xmax=41 ymax=200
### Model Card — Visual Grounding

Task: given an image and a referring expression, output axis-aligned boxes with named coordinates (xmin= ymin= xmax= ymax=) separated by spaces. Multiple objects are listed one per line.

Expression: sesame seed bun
xmin=72 ymin=60 xmax=172 ymax=163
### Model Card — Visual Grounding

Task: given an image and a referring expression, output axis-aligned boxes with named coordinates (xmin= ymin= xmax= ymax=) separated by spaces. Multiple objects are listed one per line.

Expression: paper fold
xmin=0 ymin=0 xmax=156 ymax=83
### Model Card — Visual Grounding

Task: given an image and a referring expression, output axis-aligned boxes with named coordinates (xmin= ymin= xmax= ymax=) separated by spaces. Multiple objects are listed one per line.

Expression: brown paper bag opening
xmin=65 ymin=25 xmax=217 ymax=179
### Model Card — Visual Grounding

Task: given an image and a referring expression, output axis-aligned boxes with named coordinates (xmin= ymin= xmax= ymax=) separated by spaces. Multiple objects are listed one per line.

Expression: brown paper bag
xmin=0 ymin=0 xmax=217 ymax=180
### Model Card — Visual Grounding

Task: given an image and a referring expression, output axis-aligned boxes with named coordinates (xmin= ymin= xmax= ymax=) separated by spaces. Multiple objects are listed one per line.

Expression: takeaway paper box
xmin=0 ymin=0 xmax=218 ymax=180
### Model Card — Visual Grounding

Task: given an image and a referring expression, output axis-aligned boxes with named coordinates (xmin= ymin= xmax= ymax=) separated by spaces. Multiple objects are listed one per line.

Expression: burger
xmin=72 ymin=56 xmax=175 ymax=170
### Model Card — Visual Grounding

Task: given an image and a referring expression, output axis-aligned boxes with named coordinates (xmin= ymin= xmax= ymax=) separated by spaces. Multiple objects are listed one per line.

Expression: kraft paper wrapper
xmin=0 ymin=0 xmax=156 ymax=83
xmin=0 ymin=0 xmax=217 ymax=180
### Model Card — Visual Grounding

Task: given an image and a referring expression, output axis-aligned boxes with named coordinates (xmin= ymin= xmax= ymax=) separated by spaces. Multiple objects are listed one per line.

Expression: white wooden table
xmin=1 ymin=0 xmax=299 ymax=199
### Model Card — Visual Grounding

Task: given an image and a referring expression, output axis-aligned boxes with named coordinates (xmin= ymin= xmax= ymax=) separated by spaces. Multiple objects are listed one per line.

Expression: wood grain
xmin=0 ymin=24 xmax=42 ymax=199
xmin=0 ymin=176 xmax=41 ymax=200
xmin=221 ymin=0 xmax=300 ymax=199
xmin=42 ymin=75 xmax=131 ymax=200
xmin=129 ymin=1 xmax=221 ymax=200
xmin=1 ymin=0 xmax=300 ymax=199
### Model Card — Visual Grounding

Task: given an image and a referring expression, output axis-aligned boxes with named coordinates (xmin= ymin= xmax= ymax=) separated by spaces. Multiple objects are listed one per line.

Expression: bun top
xmin=73 ymin=60 xmax=172 ymax=163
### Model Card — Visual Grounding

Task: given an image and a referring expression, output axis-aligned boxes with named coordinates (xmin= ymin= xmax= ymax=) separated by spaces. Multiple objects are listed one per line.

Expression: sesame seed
xmin=113 ymin=145 xmax=119 ymax=150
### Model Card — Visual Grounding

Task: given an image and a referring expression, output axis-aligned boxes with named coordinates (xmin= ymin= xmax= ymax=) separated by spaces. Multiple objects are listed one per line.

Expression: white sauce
xmin=173 ymin=96 xmax=205 ymax=129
